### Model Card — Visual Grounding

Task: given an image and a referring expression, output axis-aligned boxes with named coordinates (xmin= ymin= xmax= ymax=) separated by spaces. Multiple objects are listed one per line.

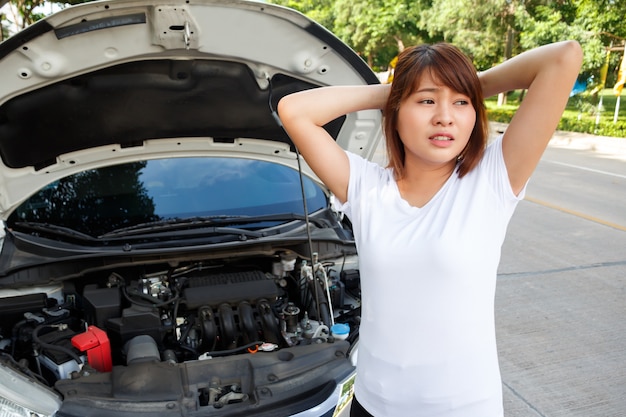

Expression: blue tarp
xmin=570 ymin=78 xmax=587 ymax=96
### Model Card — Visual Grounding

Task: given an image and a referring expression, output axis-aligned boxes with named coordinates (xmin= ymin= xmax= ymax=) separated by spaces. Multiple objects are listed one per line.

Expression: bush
xmin=487 ymin=108 xmax=516 ymax=124
xmin=487 ymin=96 xmax=626 ymax=138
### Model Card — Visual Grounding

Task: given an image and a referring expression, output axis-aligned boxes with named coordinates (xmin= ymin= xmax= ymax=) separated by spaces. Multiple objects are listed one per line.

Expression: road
xmin=527 ymin=141 xmax=626 ymax=231
xmin=496 ymin=128 xmax=626 ymax=416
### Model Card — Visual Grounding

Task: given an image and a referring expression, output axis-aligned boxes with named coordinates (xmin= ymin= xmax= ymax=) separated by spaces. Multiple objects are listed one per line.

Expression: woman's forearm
xmin=480 ymin=40 xmax=582 ymax=99
xmin=278 ymin=84 xmax=390 ymax=128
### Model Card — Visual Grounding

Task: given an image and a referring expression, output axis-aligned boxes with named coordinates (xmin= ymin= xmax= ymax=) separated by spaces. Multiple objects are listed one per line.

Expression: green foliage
xmin=2 ymin=0 xmax=94 ymax=31
xmin=487 ymin=90 xmax=626 ymax=138
xmin=517 ymin=4 xmax=576 ymax=47
xmin=1 ymin=12 xmax=9 ymax=41
xmin=485 ymin=107 xmax=517 ymax=124
xmin=332 ymin=0 xmax=428 ymax=69
xmin=419 ymin=0 xmax=511 ymax=69
xmin=575 ymin=0 xmax=626 ymax=40
xmin=270 ymin=0 xmax=336 ymax=33
xmin=487 ymin=107 xmax=626 ymax=137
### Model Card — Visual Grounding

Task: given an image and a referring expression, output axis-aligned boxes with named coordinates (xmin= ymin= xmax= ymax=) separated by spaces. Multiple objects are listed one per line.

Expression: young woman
xmin=278 ymin=40 xmax=582 ymax=417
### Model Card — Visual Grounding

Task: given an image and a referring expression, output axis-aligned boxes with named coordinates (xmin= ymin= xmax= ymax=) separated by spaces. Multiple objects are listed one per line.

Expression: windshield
xmin=7 ymin=157 xmax=327 ymax=237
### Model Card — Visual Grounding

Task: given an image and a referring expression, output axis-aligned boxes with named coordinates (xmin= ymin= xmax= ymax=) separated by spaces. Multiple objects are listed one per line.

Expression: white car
xmin=0 ymin=1 xmax=384 ymax=416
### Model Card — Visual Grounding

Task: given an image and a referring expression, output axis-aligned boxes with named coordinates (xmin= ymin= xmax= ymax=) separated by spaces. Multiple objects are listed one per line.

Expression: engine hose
xmin=312 ymin=324 xmax=329 ymax=339
xmin=11 ymin=318 xmax=29 ymax=357
xmin=204 ymin=341 xmax=264 ymax=358
xmin=122 ymin=286 xmax=180 ymax=308
xmin=32 ymin=324 xmax=83 ymax=365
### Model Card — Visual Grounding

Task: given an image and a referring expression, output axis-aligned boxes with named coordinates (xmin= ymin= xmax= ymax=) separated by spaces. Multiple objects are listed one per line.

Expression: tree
xmin=270 ymin=0 xmax=431 ymax=70
xmin=273 ymin=0 xmax=336 ymax=32
xmin=575 ymin=0 xmax=626 ymax=41
xmin=331 ymin=0 xmax=430 ymax=69
xmin=518 ymin=1 xmax=603 ymax=74
xmin=4 ymin=0 xmax=47 ymax=31
xmin=420 ymin=0 xmax=516 ymax=70
xmin=2 ymin=0 xmax=91 ymax=34
xmin=572 ymin=0 xmax=626 ymax=85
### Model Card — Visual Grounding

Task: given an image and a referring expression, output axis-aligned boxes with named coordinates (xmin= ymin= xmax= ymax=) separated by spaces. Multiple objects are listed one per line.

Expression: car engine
xmin=0 ymin=251 xmax=361 ymax=397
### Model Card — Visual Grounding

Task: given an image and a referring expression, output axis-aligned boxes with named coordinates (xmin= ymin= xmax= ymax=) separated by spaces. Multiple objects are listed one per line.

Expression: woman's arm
xmin=480 ymin=40 xmax=583 ymax=195
xmin=277 ymin=84 xmax=390 ymax=203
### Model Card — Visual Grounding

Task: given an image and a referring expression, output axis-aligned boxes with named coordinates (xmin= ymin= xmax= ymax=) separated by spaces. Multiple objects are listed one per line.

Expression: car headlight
xmin=0 ymin=361 xmax=61 ymax=417
xmin=0 ymin=397 xmax=47 ymax=417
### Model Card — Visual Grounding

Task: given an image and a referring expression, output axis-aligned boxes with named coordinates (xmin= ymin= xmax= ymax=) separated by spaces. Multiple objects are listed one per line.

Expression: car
xmin=0 ymin=0 xmax=383 ymax=416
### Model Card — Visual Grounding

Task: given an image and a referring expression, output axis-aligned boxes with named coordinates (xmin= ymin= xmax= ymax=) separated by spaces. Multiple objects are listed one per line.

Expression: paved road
xmin=528 ymin=138 xmax=626 ymax=231
xmin=495 ymin=125 xmax=626 ymax=416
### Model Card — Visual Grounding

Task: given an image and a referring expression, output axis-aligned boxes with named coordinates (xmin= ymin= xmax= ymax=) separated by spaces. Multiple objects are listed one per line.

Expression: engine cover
xmin=182 ymin=270 xmax=278 ymax=309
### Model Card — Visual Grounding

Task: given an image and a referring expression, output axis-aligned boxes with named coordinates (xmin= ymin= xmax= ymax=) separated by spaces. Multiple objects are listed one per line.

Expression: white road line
xmin=542 ymin=160 xmax=626 ymax=179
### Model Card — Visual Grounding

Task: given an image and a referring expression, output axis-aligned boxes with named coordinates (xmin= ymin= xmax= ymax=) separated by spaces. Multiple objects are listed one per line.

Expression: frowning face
xmin=396 ymin=71 xmax=477 ymax=171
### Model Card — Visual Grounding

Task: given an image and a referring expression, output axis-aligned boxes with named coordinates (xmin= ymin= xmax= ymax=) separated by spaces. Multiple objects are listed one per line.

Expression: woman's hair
xmin=383 ymin=43 xmax=489 ymax=179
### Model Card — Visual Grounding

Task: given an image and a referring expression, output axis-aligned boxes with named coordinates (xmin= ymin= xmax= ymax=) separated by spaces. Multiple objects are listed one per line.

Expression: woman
xmin=278 ymin=41 xmax=582 ymax=417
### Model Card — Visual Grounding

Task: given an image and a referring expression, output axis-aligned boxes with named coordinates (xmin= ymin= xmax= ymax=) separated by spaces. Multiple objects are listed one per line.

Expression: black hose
xmin=11 ymin=318 xmax=30 ymax=357
xmin=32 ymin=324 xmax=83 ymax=365
xmin=203 ymin=341 xmax=264 ymax=358
xmin=122 ymin=286 xmax=180 ymax=308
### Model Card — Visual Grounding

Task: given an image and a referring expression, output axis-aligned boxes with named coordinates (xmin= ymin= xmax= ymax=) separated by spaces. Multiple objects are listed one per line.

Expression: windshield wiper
xmin=99 ymin=213 xmax=325 ymax=238
xmin=12 ymin=220 xmax=266 ymax=245
xmin=12 ymin=222 xmax=97 ymax=242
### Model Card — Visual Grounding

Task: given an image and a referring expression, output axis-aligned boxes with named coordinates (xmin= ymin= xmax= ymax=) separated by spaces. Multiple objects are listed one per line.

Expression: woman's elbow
xmin=559 ymin=40 xmax=584 ymax=71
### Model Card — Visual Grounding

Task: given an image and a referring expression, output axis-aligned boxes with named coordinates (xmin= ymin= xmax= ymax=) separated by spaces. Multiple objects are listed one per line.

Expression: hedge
xmin=487 ymin=107 xmax=626 ymax=138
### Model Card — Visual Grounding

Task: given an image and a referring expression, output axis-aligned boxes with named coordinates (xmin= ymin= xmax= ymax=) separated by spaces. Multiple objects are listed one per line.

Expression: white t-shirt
xmin=336 ymin=136 xmax=523 ymax=416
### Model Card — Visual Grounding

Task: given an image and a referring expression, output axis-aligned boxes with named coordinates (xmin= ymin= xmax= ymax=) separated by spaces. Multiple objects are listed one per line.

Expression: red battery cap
xmin=71 ymin=326 xmax=112 ymax=372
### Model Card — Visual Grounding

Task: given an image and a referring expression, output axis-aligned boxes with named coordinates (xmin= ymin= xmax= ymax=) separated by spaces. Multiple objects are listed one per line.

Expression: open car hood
xmin=0 ymin=0 xmax=382 ymax=218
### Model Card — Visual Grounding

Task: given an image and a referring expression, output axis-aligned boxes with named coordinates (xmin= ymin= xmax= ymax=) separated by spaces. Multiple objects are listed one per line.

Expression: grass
xmin=485 ymin=89 xmax=626 ymax=138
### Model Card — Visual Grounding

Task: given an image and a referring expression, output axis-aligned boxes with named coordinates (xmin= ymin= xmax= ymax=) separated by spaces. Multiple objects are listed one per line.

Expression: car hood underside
xmin=0 ymin=0 xmax=382 ymax=216
xmin=0 ymin=59 xmax=333 ymax=171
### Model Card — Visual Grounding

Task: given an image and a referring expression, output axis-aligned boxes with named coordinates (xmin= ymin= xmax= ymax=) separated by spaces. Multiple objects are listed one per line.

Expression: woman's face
xmin=396 ymin=71 xmax=476 ymax=171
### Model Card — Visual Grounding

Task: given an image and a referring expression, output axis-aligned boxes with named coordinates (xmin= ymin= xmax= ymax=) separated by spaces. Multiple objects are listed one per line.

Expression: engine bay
xmin=0 ymin=251 xmax=361 ymax=409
